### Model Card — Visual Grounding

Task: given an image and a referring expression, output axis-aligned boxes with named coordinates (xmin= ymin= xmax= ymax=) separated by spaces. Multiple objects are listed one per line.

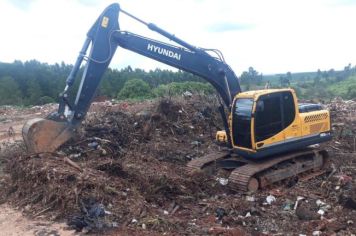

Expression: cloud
xmin=207 ymin=22 xmax=254 ymax=32
xmin=328 ymin=0 xmax=356 ymax=6
xmin=0 ymin=0 xmax=355 ymax=74
xmin=76 ymin=0 xmax=100 ymax=7
xmin=6 ymin=0 xmax=36 ymax=10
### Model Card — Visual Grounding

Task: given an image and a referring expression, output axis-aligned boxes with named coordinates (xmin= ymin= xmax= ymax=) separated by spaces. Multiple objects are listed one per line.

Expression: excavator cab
xmin=215 ymin=89 xmax=331 ymax=159
xmin=230 ymin=89 xmax=331 ymax=158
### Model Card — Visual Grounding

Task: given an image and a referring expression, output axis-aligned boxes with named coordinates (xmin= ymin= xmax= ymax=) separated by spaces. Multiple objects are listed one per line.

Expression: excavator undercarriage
xmin=187 ymin=149 xmax=329 ymax=192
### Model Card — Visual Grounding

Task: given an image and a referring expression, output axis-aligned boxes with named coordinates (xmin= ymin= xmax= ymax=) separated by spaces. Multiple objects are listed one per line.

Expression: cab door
xmin=253 ymin=91 xmax=298 ymax=149
xmin=253 ymin=93 xmax=284 ymax=148
xmin=232 ymin=98 xmax=254 ymax=149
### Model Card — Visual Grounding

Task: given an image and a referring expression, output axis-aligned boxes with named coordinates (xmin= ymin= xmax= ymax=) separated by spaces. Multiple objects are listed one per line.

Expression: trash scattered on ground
xmin=266 ymin=195 xmax=276 ymax=205
xmin=0 ymin=96 xmax=355 ymax=235
xmin=67 ymin=198 xmax=109 ymax=233
xmin=217 ymin=177 xmax=229 ymax=186
xmin=215 ymin=207 xmax=227 ymax=221
xmin=246 ymin=196 xmax=255 ymax=202
xmin=282 ymin=200 xmax=293 ymax=211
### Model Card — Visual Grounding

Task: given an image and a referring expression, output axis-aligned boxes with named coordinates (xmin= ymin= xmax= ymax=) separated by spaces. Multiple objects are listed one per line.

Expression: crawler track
xmin=186 ymin=151 xmax=230 ymax=173
xmin=187 ymin=149 xmax=328 ymax=192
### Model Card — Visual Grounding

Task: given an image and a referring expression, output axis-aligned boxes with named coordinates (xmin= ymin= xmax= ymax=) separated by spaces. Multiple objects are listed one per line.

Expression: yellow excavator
xmin=22 ymin=3 xmax=331 ymax=192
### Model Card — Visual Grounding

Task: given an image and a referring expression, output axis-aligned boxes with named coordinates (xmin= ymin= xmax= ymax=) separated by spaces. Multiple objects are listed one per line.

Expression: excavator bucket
xmin=22 ymin=118 xmax=74 ymax=153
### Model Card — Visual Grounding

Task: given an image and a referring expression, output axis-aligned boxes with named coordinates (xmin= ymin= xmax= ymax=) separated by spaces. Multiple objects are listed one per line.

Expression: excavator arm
xmin=23 ymin=3 xmax=241 ymax=153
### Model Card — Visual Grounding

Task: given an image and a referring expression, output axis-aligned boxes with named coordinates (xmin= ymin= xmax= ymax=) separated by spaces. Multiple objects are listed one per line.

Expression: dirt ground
xmin=0 ymin=204 xmax=76 ymax=236
xmin=0 ymin=96 xmax=355 ymax=236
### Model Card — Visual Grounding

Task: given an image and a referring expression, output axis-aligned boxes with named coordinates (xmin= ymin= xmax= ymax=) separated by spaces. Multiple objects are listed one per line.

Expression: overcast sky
xmin=1 ymin=0 xmax=356 ymax=75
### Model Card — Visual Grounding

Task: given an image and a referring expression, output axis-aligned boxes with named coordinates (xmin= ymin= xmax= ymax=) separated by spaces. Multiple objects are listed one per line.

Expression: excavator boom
xmin=23 ymin=3 xmax=240 ymax=153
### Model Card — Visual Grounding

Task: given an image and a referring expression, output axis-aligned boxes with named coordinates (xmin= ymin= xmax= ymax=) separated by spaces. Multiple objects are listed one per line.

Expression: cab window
xmin=255 ymin=94 xmax=283 ymax=142
xmin=254 ymin=91 xmax=296 ymax=143
xmin=282 ymin=91 xmax=295 ymax=127
xmin=232 ymin=98 xmax=253 ymax=149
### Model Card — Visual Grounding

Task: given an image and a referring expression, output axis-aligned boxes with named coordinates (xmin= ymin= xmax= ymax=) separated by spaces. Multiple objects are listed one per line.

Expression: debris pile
xmin=0 ymin=95 xmax=355 ymax=235
xmin=1 ymin=96 xmax=226 ymax=234
xmin=327 ymin=97 xmax=356 ymax=152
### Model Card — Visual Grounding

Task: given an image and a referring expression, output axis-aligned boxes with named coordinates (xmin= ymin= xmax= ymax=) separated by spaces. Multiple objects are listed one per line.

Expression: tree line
xmin=0 ymin=60 xmax=208 ymax=106
xmin=0 ymin=60 xmax=354 ymax=106
xmin=240 ymin=64 xmax=356 ymax=100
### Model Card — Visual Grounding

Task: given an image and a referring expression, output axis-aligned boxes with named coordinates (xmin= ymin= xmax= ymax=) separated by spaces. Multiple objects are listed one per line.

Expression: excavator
xmin=22 ymin=3 xmax=332 ymax=192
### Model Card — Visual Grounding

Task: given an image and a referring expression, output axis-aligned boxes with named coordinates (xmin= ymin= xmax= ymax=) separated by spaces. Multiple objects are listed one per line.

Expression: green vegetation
xmin=328 ymin=75 xmax=356 ymax=99
xmin=0 ymin=60 xmax=355 ymax=106
xmin=0 ymin=60 xmax=206 ymax=105
xmin=115 ymin=80 xmax=214 ymax=101
xmin=37 ymin=96 xmax=56 ymax=105
xmin=0 ymin=76 xmax=23 ymax=105
xmin=240 ymin=67 xmax=263 ymax=88
xmin=243 ymin=64 xmax=356 ymax=101
xmin=117 ymin=79 xmax=152 ymax=100
xmin=153 ymin=81 xmax=214 ymax=97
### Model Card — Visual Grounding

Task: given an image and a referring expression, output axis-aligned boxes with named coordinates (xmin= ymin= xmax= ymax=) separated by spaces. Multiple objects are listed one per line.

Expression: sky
xmin=0 ymin=0 xmax=356 ymax=75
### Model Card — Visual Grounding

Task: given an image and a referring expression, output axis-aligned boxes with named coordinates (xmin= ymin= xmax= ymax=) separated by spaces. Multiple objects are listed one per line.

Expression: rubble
xmin=0 ymin=95 xmax=355 ymax=235
xmin=295 ymin=200 xmax=320 ymax=220
xmin=326 ymin=97 xmax=356 ymax=152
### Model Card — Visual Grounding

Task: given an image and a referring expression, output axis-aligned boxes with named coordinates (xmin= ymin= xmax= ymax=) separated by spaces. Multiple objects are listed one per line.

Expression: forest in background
xmin=0 ymin=60 xmax=355 ymax=106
